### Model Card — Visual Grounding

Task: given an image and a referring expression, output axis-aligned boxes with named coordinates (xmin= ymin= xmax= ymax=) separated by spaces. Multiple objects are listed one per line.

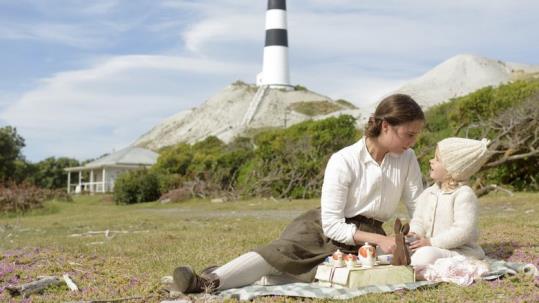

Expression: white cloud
xmin=180 ymin=0 xmax=538 ymax=62
xmin=1 ymin=0 xmax=538 ymax=162
xmin=80 ymin=1 xmax=120 ymax=15
xmin=183 ymin=15 xmax=262 ymax=53
xmin=0 ymin=55 xmax=257 ymax=161
xmin=0 ymin=22 xmax=108 ymax=48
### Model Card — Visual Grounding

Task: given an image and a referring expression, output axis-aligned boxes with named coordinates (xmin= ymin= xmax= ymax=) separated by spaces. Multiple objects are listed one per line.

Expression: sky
xmin=0 ymin=0 xmax=538 ymax=162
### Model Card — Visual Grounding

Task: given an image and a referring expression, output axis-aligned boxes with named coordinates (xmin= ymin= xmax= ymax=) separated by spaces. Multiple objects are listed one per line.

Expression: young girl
xmin=408 ymin=137 xmax=490 ymax=266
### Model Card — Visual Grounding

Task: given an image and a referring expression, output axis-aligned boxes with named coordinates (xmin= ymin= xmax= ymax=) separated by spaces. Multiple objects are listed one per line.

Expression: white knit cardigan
xmin=409 ymin=183 xmax=485 ymax=259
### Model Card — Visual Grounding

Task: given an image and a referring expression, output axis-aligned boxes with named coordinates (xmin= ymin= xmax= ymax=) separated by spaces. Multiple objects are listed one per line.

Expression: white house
xmin=65 ymin=147 xmax=158 ymax=194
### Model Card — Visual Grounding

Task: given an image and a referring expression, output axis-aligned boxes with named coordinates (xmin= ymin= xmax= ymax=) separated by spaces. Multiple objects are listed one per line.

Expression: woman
xmin=172 ymin=94 xmax=425 ymax=293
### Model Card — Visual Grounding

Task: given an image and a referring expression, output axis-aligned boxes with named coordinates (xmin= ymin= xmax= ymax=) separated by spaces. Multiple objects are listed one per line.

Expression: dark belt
xmin=332 ymin=214 xmax=385 ymax=253
xmin=347 ymin=214 xmax=384 ymax=228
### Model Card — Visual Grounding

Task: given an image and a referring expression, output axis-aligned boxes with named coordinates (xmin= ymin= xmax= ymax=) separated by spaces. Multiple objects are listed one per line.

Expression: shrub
xmin=0 ymin=183 xmax=70 ymax=214
xmin=289 ymin=101 xmax=343 ymax=116
xmin=154 ymin=136 xmax=254 ymax=196
xmin=241 ymin=115 xmax=360 ymax=198
xmin=335 ymin=99 xmax=358 ymax=109
xmin=415 ymin=79 xmax=539 ymax=190
xmin=113 ymin=169 xmax=161 ymax=204
xmin=153 ymin=143 xmax=193 ymax=175
xmin=158 ymin=187 xmax=193 ymax=203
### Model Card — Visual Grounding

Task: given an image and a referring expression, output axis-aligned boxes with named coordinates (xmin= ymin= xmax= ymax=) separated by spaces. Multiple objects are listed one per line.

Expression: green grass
xmin=335 ymin=99 xmax=358 ymax=110
xmin=1 ymin=193 xmax=538 ymax=302
xmin=289 ymin=101 xmax=344 ymax=116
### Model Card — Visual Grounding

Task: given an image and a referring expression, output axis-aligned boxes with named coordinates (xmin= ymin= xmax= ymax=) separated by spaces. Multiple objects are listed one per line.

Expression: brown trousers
xmin=254 ymin=208 xmax=386 ymax=275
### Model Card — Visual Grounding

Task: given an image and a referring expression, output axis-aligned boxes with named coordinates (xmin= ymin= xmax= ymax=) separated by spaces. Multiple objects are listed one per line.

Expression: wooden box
xmin=315 ymin=264 xmax=415 ymax=288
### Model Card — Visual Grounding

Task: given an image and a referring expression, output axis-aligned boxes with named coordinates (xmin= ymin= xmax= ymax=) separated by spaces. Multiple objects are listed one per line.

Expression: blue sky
xmin=0 ymin=0 xmax=538 ymax=162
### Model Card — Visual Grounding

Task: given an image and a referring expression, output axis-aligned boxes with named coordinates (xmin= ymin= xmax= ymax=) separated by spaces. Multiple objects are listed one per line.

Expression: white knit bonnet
xmin=437 ymin=137 xmax=491 ymax=181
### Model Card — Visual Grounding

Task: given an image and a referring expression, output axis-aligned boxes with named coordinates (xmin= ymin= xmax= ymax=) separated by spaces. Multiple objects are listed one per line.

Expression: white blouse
xmin=321 ymin=137 xmax=423 ymax=245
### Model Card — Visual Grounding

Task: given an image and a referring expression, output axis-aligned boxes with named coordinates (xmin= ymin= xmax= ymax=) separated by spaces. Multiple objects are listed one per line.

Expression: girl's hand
xmin=409 ymin=235 xmax=430 ymax=251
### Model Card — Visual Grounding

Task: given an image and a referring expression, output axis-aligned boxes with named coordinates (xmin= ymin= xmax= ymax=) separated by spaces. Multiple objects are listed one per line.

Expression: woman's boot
xmin=173 ymin=266 xmax=220 ymax=293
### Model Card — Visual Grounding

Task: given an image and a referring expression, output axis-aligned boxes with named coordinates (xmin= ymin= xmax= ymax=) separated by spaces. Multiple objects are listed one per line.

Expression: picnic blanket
xmin=217 ymin=281 xmax=436 ymax=301
xmin=215 ymin=258 xmax=538 ymax=301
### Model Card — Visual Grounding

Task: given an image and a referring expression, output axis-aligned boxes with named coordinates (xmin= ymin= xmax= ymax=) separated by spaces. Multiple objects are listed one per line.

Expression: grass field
xmin=1 ymin=192 xmax=538 ymax=302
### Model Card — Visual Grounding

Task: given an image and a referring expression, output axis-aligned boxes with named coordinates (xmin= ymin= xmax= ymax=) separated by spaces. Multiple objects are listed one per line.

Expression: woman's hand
xmin=377 ymin=235 xmax=396 ymax=254
xmin=409 ymin=235 xmax=430 ymax=251
xmin=353 ymin=231 xmax=396 ymax=253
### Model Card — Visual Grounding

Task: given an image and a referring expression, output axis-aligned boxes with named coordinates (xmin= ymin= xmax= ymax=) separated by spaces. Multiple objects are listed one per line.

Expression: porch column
xmin=78 ymin=171 xmax=82 ymax=192
xmin=90 ymin=170 xmax=94 ymax=193
xmin=67 ymin=171 xmax=71 ymax=193
xmin=102 ymin=168 xmax=106 ymax=193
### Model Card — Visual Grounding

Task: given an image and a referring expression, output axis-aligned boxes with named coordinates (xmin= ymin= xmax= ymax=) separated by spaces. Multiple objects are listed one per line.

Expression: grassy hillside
xmin=289 ymin=100 xmax=344 ymax=116
xmin=1 ymin=193 xmax=538 ymax=302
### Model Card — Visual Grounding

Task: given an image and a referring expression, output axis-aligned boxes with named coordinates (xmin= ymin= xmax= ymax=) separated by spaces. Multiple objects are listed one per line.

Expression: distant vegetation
xmin=123 ymin=115 xmax=361 ymax=204
xmin=2 ymin=79 xmax=538 ymax=207
xmin=0 ymin=126 xmax=80 ymax=188
xmin=0 ymin=126 xmax=25 ymax=183
xmin=113 ymin=169 xmax=161 ymax=204
xmin=335 ymin=99 xmax=358 ymax=109
xmin=0 ymin=126 xmax=80 ymax=212
xmin=114 ymin=78 xmax=538 ymax=204
xmin=289 ymin=100 xmax=345 ymax=116
xmin=0 ymin=182 xmax=71 ymax=214
xmin=294 ymin=84 xmax=307 ymax=91
xmin=414 ymin=79 xmax=539 ymax=192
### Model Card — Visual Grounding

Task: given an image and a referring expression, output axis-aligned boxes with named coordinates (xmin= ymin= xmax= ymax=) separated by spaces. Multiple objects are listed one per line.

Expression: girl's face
xmin=430 ymin=148 xmax=449 ymax=182
xmin=379 ymin=120 xmax=424 ymax=154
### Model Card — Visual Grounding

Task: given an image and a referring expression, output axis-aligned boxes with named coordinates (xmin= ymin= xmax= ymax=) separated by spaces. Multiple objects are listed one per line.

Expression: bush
xmin=289 ymin=101 xmax=343 ymax=116
xmin=241 ymin=115 xmax=360 ymax=198
xmin=113 ymin=169 xmax=161 ymax=204
xmin=294 ymin=84 xmax=307 ymax=91
xmin=0 ymin=183 xmax=70 ymax=214
xmin=415 ymin=79 xmax=539 ymax=190
xmin=158 ymin=187 xmax=193 ymax=203
xmin=153 ymin=136 xmax=254 ymax=196
xmin=152 ymin=116 xmax=359 ymax=199
xmin=335 ymin=99 xmax=358 ymax=109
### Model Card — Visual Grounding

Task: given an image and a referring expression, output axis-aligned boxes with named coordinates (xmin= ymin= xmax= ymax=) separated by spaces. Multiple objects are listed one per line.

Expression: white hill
xmin=133 ymin=82 xmax=361 ymax=150
xmin=134 ymin=54 xmax=539 ymax=151
xmin=393 ymin=54 xmax=539 ymax=108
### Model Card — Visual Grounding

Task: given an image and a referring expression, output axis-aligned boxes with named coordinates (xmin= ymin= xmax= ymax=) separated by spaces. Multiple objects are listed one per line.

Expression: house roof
xmin=65 ymin=146 xmax=158 ymax=171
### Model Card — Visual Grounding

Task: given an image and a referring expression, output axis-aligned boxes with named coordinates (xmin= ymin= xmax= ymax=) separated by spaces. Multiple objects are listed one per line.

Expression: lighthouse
xmin=257 ymin=0 xmax=291 ymax=88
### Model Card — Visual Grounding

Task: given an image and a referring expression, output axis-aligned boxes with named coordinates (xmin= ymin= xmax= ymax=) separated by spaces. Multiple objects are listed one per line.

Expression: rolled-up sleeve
xmin=321 ymin=153 xmax=357 ymax=245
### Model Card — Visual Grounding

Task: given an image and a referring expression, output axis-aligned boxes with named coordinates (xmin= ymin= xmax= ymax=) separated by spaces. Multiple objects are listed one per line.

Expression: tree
xmin=29 ymin=157 xmax=80 ymax=189
xmin=415 ymin=81 xmax=539 ymax=194
xmin=0 ymin=126 xmax=25 ymax=182
xmin=468 ymin=94 xmax=539 ymax=194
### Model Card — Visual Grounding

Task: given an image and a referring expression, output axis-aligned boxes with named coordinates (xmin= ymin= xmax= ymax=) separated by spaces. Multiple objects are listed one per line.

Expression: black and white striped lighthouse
xmin=256 ymin=0 xmax=291 ymax=88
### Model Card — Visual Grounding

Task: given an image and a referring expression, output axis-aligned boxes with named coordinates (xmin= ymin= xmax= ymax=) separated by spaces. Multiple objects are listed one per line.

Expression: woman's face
xmin=379 ymin=120 xmax=424 ymax=154
xmin=429 ymin=148 xmax=449 ymax=182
